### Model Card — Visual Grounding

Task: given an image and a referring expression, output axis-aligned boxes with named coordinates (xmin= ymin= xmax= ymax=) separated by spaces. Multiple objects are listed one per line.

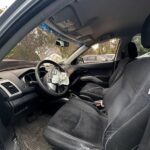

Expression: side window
xmin=79 ymin=38 xmax=119 ymax=64
xmin=132 ymin=35 xmax=150 ymax=57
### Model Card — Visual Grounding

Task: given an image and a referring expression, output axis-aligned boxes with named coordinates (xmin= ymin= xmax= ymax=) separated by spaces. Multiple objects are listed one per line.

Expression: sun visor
xmin=50 ymin=6 xmax=81 ymax=33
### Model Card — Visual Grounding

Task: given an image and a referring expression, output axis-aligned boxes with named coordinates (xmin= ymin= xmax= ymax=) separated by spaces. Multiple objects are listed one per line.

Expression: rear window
xmin=132 ymin=35 xmax=150 ymax=58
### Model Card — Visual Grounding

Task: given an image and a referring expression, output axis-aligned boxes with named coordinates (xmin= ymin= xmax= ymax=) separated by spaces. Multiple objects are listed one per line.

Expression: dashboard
xmin=0 ymin=67 xmax=46 ymax=126
xmin=0 ymin=64 xmax=80 ymax=126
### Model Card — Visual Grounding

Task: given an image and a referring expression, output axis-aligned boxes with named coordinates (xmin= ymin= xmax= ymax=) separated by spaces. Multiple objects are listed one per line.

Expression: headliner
xmin=49 ymin=0 xmax=150 ymax=44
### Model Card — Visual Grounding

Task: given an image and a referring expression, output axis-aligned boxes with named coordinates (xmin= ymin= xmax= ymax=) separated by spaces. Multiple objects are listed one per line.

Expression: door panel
xmin=66 ymin=61 xmax=115 ymax=92
xmin=71 ymin=38 xmax=120 ymax=80
xmin=0 ymin=119 xmax=19 ymax=150
xmin=74 ymin=61 xmax=114 ymax=80
xmin=70 ymin=62 xmax=114 ymax=81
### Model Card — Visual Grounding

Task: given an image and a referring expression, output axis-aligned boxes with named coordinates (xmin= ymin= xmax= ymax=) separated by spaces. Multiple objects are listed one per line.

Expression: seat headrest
xmin=128 ymin=42 xmax=138 ymax=59
xmin=141 ymin=15 xmax=150 ymax=48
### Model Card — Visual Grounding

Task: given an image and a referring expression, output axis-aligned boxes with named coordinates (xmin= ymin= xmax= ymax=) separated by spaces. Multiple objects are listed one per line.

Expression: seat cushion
xmin=44 ymin=98 xmax=108 ymax=150
xmin=79 ymin=83 xmax=104 ymax=101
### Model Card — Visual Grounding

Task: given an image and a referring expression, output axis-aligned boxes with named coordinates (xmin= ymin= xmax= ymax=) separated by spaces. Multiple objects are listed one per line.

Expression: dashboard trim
xmin=0 ymin=79 xmax=22 ymax=97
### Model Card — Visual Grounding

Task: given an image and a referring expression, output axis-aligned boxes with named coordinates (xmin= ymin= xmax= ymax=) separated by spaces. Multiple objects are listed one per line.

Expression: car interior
xmin=0 ymin=0 xmax=150 ymax=150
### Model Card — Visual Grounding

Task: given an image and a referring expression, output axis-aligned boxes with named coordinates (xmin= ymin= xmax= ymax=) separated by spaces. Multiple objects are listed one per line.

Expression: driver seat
xmin=44 ymin=15 xmax=150 ymax=150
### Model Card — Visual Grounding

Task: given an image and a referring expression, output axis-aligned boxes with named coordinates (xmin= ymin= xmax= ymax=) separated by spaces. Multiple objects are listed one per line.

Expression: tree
xmin=6 ymin=27 xmax=79 ymax=61
xmin=132 ymin=35 xmax=150 ymax=55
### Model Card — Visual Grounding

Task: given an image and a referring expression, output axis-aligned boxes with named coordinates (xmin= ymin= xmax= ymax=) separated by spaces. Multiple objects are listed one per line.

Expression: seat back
xmin=104 ymin=58 xmax=150 ymax=150
xmin=109 ymin=42 xmax=138 ymax=86
xmin=103 ymin=15 xmax=150 ymax=150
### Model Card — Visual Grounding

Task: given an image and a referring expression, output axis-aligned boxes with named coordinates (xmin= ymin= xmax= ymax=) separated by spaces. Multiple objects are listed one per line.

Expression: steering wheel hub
xmin=35 ymin=60 xmax=69 ymax=97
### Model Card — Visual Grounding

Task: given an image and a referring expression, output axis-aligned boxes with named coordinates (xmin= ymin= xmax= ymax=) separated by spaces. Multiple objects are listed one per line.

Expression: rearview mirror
xmin=56 ymin=39 xmax=69 ymax=47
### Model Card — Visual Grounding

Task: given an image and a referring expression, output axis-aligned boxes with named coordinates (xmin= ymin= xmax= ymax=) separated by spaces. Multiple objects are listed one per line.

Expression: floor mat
xmin=15 ymin=114 xmax=53 ymax=150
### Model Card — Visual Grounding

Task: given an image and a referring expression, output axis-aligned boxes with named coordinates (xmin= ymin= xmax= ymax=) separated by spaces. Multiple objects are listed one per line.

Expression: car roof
xmin=48 ymin=0 xmax=150 ymax=44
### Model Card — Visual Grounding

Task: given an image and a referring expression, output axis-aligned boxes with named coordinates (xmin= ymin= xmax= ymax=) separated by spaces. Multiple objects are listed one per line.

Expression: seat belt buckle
xmin=94 ymin=100 xmax=105 ymax=108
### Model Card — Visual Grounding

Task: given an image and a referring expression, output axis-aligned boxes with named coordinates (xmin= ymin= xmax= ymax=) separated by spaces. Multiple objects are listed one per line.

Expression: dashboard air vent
xmin=0 ymin=80 xmax=22 ymax=97
xmin=1 ymin=82 xmax=19 ymax=94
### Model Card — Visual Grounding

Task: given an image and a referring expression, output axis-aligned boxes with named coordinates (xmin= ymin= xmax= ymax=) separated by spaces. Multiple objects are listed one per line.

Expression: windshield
xmin=0 ymin=23 xmax=79 ymax=71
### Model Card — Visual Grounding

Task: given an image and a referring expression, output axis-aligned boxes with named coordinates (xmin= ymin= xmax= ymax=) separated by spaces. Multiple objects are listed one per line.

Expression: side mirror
xmin=77 ymin=57 xmax=84 ymax=64
xmin=56 ymin=39 xmax=69 ymax=47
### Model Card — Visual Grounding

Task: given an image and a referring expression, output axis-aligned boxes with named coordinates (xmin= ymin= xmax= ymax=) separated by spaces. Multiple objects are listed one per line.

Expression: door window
xmin=79 ymin=38 xmax=119 ymax=64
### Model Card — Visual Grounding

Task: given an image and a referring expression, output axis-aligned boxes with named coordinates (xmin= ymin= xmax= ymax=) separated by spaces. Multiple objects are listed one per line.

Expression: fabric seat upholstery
xmin=44 ymin=99 xmax=107 ymax=150
xmin=44 ymin=15 xmax=150 ymax=150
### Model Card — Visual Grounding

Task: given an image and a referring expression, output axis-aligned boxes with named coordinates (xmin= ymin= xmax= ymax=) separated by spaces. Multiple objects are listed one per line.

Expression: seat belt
xmin=137 ymin=115 xmax=150 ymax=150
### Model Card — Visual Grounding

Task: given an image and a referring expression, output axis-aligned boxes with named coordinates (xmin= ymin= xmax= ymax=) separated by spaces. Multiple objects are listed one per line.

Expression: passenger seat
xmin=79 ymin=42 xmax=138 ymax=101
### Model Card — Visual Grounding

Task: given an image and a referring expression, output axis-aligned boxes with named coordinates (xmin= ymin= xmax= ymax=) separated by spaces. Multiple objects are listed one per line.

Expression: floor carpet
xmin=15 ymin=114 xmax=53 ymax=150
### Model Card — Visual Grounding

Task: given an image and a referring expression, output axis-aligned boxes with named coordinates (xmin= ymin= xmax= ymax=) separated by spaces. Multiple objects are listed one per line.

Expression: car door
xmin=72 ymin=38 xmax=120 ymax=81
xmin=0 ymin=118 xmax=20 ymax=150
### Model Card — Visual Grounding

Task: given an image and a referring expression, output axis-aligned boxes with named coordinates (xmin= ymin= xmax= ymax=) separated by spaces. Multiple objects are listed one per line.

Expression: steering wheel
xmin=35 ymin=60 xmax=69 ymax=97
